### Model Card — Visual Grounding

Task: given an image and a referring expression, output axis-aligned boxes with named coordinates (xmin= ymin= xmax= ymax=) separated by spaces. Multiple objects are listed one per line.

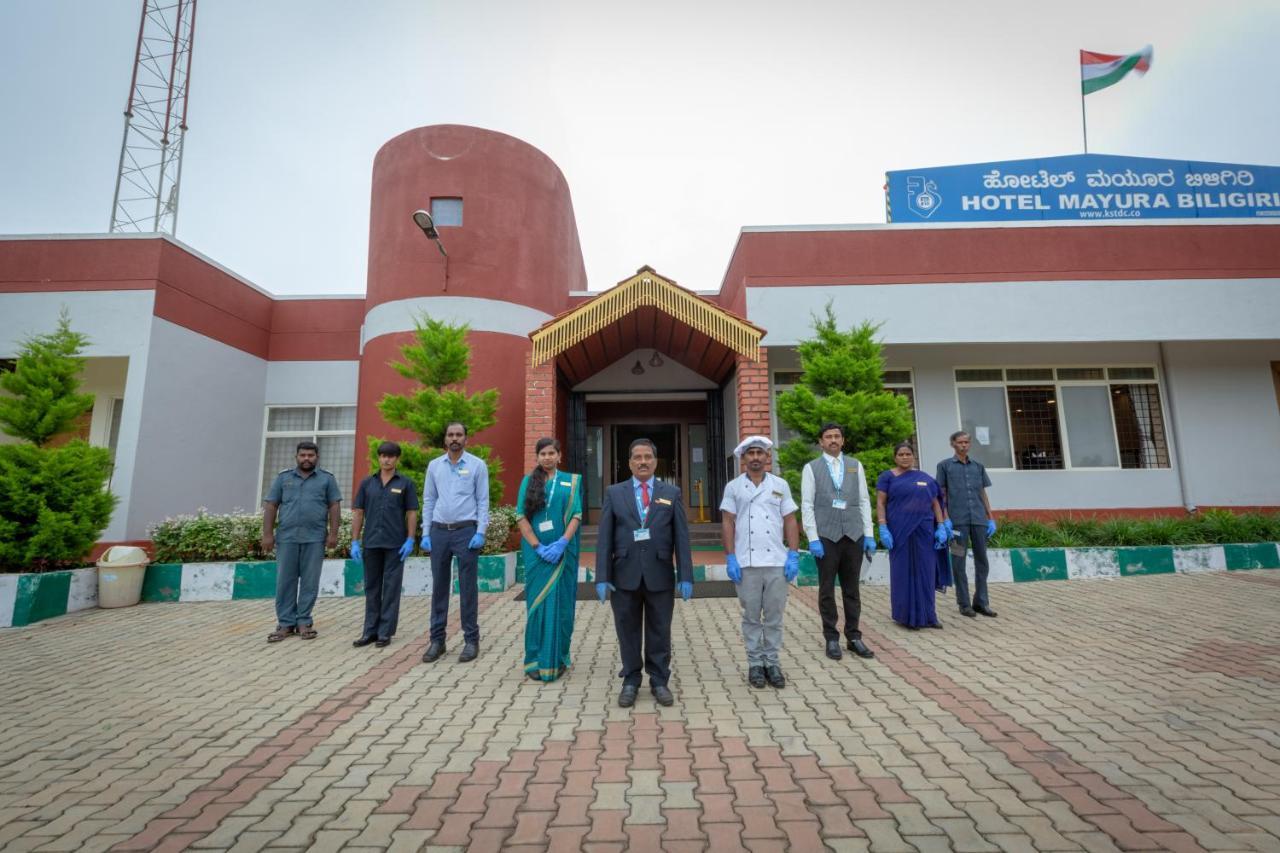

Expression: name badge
xmin=633 ymin=528 xmax=651 ymax=542
xmin=458 ymin=468 xmax=470 ymax=476
xmin=655 ymin=497 xmax=672 ymax=505
xmin=832 ymin=498 xmax=848 ymax=510
xmin=391 ymin=488 xmax=402 ymax=494
xmin=538 ymin=520 xmax=555 ymax=532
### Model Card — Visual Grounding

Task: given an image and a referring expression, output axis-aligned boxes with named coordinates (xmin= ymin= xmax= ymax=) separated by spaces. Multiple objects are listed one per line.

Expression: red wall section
xmin=355 ymin=331 xmax=532 ymax=505
xmin=0 ymin=238 xmax=162 ymax=293
xmin=364 ymin=125 xmax=586 ymax=315
xmin=268 ymin=299 xmax=364 ymax=361
xmin=719 ymin=224 xmax=1280 ymax=304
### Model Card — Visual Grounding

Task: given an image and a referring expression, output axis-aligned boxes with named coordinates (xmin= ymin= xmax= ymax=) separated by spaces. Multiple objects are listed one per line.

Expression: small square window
xmin=431 ymin=197 xmax=463 ymax=227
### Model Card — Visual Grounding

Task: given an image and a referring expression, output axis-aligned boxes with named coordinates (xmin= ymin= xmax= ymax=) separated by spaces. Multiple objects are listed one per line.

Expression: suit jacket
xmin=596 ymin=479 xmax=693 ymax=592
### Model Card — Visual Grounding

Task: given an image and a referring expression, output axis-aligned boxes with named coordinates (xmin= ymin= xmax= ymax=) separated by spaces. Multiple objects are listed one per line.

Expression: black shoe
xmin=825 ymin=640 xmax=843 ymax=660
xmin=960 ymin=607 xmax=977 ymax=618
xmin=974 ymin=604 xmax=998 ymax=618
xmin=459 ymin=642 xmax=479 ymax=662
xmin=927 ymin=622 xmax=944 ymax=629
xmin=618 ymin=685 xmax=639 ymax=708
xmin=352 ymin=636 xmax=376 ymax=647
xmin=651 ymin=685 xmax=675 ymax=706
xmin=375 ymin=638 xmax=391 ymax=648
xmin=748 ymin=666 xmax=766 ymax=688
xmin=422 ymin=641 xmax=446 ymax=662
xmin=765 ymin=665 xmax=786 ymax=689
xmin=848 ymin=638 xmax=875 ymax=659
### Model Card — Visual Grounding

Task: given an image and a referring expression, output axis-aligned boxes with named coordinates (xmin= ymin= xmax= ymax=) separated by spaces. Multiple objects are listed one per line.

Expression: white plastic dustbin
xmin=96 ymin=546 xmax=150 ymax=609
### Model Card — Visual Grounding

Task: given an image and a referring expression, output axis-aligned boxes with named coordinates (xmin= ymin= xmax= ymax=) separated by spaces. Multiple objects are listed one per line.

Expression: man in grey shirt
xmin=936 ymin=430 xmax=998 ymax=618
xmin=262 ymin=441 xmax=342 ymax=642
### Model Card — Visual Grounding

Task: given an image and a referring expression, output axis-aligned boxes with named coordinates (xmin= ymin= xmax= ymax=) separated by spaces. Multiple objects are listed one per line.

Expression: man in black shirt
xmin=351 ymin=441 xmax=419 ymax=647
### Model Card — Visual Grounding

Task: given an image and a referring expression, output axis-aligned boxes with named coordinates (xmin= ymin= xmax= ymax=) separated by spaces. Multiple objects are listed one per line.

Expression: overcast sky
xmin=2 ymin=1 xmax=1278 ymax=295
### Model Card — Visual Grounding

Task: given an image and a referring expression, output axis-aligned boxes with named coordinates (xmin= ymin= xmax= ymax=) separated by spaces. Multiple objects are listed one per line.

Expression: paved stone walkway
xmin=2 ymin=571 xmax=1279 ymax=852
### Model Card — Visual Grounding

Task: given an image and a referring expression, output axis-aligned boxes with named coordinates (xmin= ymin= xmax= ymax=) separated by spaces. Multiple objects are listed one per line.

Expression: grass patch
xmin=991 ymin=511 xmax=1280 ymax=549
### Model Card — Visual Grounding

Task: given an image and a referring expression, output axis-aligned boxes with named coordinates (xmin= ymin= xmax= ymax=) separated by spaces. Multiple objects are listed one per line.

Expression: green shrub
xmin=149 ymin=506 xmax=517 ymax=563
xmin=990 ymin=512 xmax=1280 ymax=549
xmin=0 ymin=442 xmax=117 ymax=573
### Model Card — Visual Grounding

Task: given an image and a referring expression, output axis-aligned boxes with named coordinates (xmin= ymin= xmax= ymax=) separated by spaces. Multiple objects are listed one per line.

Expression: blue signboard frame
xmin=885 ymin=154 xmax=1280 ymax=223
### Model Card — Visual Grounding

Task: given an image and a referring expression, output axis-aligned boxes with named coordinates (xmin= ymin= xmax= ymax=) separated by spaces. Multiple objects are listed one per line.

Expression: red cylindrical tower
xmin=357 ymin=125 xmax=586 ymax=502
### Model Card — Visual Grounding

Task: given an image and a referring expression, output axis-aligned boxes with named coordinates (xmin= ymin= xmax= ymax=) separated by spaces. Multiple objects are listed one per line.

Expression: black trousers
xmin=361 ymin=547 xmax=404 ymax=641
xmin=610 ymin=578 xmax=674 ymax=688
xmin=817 ymin=536 xmax=864 ymax=642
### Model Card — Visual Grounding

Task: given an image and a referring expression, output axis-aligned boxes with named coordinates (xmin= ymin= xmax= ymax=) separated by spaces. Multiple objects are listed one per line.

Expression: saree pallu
xmin=517 ymin=471 xmax=582 ymax=681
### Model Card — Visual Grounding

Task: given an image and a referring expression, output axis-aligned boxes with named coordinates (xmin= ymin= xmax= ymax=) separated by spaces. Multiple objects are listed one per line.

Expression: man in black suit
xmin=596 ymin=438 xmax=694 ymax=708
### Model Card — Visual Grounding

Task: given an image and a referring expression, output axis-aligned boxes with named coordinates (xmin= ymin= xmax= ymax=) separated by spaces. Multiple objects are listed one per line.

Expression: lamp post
xmin=412 ymin=209 xmax=449 ymax=290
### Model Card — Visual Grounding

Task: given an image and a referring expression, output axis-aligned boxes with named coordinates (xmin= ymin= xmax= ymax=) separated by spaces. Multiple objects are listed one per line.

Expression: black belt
xmin=432 ymin=520 xmax=477 ymax=531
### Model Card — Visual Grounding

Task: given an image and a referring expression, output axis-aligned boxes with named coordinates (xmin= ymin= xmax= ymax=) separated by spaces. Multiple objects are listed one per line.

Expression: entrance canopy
xmin=529 ymin=266 xmax=763 ymax=385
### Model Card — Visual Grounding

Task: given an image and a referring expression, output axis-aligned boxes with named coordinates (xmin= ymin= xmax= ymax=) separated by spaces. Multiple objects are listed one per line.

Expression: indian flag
xmin=1080 ymin=45 xmax=1153 ymax=95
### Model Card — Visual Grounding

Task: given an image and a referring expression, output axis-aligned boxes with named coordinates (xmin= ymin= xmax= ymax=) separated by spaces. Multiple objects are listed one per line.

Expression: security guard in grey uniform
xmin=263 ymin=441 xmax=342 ymax=642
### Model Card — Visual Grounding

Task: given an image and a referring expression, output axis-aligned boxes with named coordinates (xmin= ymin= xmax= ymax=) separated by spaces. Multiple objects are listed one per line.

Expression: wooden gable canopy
xmin=529 ymin=267 xmax=764 ymax=386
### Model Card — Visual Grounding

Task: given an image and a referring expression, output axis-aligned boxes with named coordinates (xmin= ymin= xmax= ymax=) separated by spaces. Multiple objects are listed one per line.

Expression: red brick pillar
xmin=735 ymin=347 xmax=771 ymax=441
xmin=524 ymin=359 xmax=557 ymax=465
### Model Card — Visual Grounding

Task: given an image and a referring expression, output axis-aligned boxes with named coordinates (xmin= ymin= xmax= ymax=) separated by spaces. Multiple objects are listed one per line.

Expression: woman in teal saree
xmin=515 ymin=437 xmax=582 ymax=682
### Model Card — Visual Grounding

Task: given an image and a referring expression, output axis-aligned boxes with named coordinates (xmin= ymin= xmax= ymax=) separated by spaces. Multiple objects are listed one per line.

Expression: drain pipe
xmin=1158 ymin=341 xmax=1196 ymax=514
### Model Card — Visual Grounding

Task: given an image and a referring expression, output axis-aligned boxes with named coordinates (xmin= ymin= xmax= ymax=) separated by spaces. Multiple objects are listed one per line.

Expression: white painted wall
xmin=0 ymin=290 xmax=155 ymax=539
xmin=574 ymin=349 xmax=717 ymax=392
xmin=1162 ymin=340 xmax=1280 ymax=507
xmin=125 ymin=318 xmax=268 ymax=537
xmin=748 ymin=279 xmax=1280 ymax=346
xmin=759 ymin=340 xmax=1280 ymax=511
xmin=265 ymin=360 xmax=359 ymax=404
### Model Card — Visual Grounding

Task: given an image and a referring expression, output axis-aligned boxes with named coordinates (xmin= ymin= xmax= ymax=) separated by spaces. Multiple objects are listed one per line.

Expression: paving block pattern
xmin=1 ymin=572 xmax=1279 ymax=851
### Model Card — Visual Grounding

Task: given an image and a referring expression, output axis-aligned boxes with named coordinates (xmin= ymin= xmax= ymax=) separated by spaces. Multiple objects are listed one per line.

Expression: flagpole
xmin=1079 ymin=84 xmax=1089 ymax=153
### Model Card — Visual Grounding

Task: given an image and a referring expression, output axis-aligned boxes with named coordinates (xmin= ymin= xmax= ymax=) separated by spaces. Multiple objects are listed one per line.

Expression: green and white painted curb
xmin=0 ymin=567 xmax=98 ymax=628
xmin=139 ymin=554 xmax=516 ymax=603
xmin=1 ymin=555 xmax=515 ymax=628
xmin=5 ymin=544 xmax=1277 ymax=628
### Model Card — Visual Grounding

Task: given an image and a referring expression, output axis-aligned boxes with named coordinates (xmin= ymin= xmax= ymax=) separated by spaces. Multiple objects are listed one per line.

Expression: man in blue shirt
xmin=936 ymin=430 xmax=998 ymax=619
xmin=262 ymin=441 xmax=342 ymax=643
xmin=420 ymin=421 xmax=489 ymax=663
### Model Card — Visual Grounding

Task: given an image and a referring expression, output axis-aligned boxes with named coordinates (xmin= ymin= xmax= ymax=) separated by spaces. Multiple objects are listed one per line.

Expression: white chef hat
xmin=733 ymin=435 xmax=774 ymax=458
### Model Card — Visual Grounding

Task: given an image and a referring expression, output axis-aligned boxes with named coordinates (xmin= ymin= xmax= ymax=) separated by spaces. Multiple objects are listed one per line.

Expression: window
xmin=955 ymin=367 xmax=1170 ymax=470
xmin=430 ymin=197 xmax=463 ymax=227
xmin=260 ymin=405 xmax=357 ymax=500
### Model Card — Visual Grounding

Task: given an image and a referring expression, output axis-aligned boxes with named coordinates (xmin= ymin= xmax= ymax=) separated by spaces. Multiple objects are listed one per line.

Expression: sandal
xmin=267 ymin=626 xmax=297 ymax=643
xmin=297 ymin=624 xmax=318 ymax=640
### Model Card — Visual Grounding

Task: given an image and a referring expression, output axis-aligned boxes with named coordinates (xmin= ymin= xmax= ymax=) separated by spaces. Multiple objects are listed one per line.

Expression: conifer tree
xmin=0 ymin=309 xmax=94 ymax=446
xmin=0 ymin=310 xmax=115 ymax=571
xmin=370 ymin=316 xmax=504 ymax=502
xmin=775 ymin=305 xmax=916 ymax=495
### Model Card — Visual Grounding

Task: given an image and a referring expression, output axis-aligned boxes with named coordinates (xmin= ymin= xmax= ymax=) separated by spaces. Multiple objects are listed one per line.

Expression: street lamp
xmin=412 ymin=208 xmax=449 ymax=291
xmin=412 ymin=209 xmax=448 ymax=257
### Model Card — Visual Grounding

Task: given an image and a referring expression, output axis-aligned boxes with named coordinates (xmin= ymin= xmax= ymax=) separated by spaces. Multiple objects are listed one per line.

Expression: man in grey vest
xmin=801 ymin=422 xmax=877 ymax=661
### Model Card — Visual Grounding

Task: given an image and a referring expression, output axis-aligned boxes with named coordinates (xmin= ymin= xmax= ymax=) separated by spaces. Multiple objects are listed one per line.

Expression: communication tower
xmin=109 ymin=0 xmax=197 ymax=234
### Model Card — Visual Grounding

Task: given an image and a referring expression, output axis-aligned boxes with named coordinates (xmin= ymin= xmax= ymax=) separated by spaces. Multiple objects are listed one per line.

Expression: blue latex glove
xmin=933 ymin=524 xmax=949 ymax=550
xmin=986 ymin=519 xmax=997 ymax=538
xmin=468 ymin=532 xmax=485 ymax=550
xmin=398 ymin=537 xmax=414 ymax=561
xmin=809 ymin=539 xmax=825 ymax=560
xmin=943 ymin=518 xmax=954 ymax=538
xmin=878 ymin=524 xmax=894 ymax=551
xmin=419 ymin=534 xmax=431 ymax=553
xmin=726 ymin=554 xmax=742 ymax=584
xmin=596 ymin=581 xmax=615 ymax=602
xmin=784 ymin=550 xmax=800 ymax=582
xmin=546 ymin=538 xmax=569 ymax=563
xmin=678 ymin=581 xmax=693 ymax=601
xmin=535 ymin=542 xmax=555 ymax=562
xmin=350 ymin=540 xmax=363 ymax=562
xmin=863 ymin=536 xmax=877 ymax=558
